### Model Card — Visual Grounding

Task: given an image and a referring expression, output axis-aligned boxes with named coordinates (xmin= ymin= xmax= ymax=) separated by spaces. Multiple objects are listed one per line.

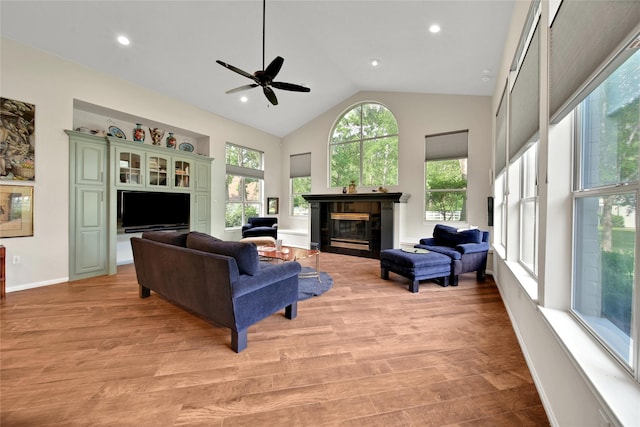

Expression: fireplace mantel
xmin=303 ymin=192 xmax=410 ymax=258
xmin=302 ymin=192 xmax=410 ymax=204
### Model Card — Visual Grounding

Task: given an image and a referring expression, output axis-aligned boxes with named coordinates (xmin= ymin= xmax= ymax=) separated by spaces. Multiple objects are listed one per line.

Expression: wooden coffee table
xmin=257 ymin=245 xmax=321 ymax=282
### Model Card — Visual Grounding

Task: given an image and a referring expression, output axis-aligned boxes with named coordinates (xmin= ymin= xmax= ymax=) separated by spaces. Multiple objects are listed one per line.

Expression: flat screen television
xmin=118 ymin=190 xmax=190 ymax=232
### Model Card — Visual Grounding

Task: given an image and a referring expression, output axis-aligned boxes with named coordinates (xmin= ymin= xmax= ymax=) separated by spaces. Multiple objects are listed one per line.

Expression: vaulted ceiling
xmin=0 ymin=1 xmax=514 ymax=137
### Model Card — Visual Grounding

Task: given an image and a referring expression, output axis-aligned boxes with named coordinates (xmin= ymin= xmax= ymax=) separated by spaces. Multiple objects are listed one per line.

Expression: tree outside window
xmin=330 ymin=103 xmax=398 ymax=188
xmin=291 ymin=176 xmax=311 ymax=216
xmin=425 ymin=159 xmax=467 ymax=221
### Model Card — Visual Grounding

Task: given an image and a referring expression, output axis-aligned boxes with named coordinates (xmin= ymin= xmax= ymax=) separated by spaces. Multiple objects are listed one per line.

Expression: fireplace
xmin=330 ymin=212 xmax=370 ymax=250
xmin=303 ymin=192 xmax=410 ymax=259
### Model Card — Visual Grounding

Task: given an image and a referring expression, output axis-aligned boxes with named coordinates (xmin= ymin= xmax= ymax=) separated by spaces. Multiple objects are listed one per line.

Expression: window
xmin=290 ymin=153 xmax=311 ymax=216
xmin=291 ymin=176 xmax=311 ymax=216
xmin=494 ymin=172 xmax=507 ymax=249
xmin=519 ymin=143 xmax=538 ymax=275
xmin=225 ymin=143 xmax=264 ymax=228
xmin=573 ymin=49 xmax=639 ymax=371
xmin=425 ymin=130 xmax=468 ymax=222
xmin=329 ymin=102 xmax=398 ymax=188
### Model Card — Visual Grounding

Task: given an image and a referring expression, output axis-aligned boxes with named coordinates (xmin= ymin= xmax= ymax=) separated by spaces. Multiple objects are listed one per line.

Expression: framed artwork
xmin=267 ymin=197 xmax=279 ymax=215
xmin=0 ymin=185 xmax=34 ymax=238
xmin=0 ymin=97 xmax=36 ymax=181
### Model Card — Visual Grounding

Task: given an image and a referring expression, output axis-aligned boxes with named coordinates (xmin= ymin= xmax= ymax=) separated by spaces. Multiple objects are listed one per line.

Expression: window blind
xmin=226 ymin=164 xmax=264 ymax=180
xmin=425 ymin=130 xmax=469 ymax=161
xmin=549 ymin=0 xmax=640 ymax=123
xmin=509 ymin=22 xmax=539 ymax=162
xmin=289 ymin=152 xmax=311 ymax=178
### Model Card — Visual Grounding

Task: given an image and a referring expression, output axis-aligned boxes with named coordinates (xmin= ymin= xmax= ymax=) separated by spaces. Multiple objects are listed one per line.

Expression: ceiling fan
xmin=216 ymin=0 xmax=310 ymax=106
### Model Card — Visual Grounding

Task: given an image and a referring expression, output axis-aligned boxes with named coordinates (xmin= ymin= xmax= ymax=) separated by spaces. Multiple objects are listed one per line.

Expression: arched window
xmin=329 ymin=102 xmax=398 ymax=188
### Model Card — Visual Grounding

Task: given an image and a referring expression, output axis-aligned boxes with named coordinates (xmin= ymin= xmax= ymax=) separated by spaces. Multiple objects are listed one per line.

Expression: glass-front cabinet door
xmin=147 ymin=154 xmax=169 ymax=187
xmin=174 ymin=159 xmax=191 ymax=189
xmin=118 ymin=150 xmax=142 ymax=186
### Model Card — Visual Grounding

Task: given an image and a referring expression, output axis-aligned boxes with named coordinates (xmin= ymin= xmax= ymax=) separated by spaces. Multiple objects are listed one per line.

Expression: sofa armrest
xmin=419 ymin=237 xmax=437 ymax=246
xmin=232 ymin=261 xmax=301 ymax=298
xmin=456 ymin=242 xmax=490 ymax=254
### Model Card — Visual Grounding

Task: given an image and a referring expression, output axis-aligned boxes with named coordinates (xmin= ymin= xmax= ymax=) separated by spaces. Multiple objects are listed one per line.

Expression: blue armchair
xmin=242 ymin=217 xmax=278 ymax=239
xmin=414 ymin=224 xmax=489 ymax=286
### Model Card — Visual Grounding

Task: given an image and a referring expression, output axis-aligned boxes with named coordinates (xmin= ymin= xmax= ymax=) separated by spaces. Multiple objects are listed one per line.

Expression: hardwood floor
xmin=1 ymin=253 xmax=549 ymax=426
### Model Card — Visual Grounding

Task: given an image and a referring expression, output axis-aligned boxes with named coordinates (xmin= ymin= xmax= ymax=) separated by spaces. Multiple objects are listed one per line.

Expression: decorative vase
xmin=133 ymin=124 xmax=145 ymax=142
xmin=166 ymin=132 xmax=177 ymax=149
xmin=149 ymin=128 xmax=165 ymax=146
xmin=348 ymin=180 xmax=357 ymax=194
xmin=342 ymin=186 xmax=347 ymax=194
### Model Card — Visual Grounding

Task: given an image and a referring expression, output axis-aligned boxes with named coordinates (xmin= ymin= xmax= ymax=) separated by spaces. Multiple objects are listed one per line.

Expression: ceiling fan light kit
xmin=216 ymin=0 xmax=310 ymax=106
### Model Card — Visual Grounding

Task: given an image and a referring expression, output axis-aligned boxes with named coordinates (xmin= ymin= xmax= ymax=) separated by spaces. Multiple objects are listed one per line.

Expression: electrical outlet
xmin=12 ymin=255 xmax=21 ymax=264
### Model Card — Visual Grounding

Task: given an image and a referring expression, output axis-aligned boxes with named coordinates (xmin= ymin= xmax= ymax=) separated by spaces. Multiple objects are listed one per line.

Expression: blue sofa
xmin=131 ymin=231 xmax=300 ymax=352
xmin=414 ymin=224 xmax=490 ymax=286
xmin=242 ymin=217 xmax=278 ymax=239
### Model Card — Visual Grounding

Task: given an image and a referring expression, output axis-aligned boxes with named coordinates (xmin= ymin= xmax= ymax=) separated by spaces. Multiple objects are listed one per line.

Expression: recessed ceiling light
xmin=371 ymin=59 xmax=381 ymax=67
xmin=240 ymin=96 xmax=248 ymax=103
xmin=117 ymin=35 xmax=130 ymax=46
xmin=429 ymin=25 xmax=441 ymax=34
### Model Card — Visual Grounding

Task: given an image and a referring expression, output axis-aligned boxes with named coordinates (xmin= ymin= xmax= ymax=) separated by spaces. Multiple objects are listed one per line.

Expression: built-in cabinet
xmin=67 ymin=130 xmax=213 ymax=280
xmin=68 ymin=132 xmax=108 ymax=279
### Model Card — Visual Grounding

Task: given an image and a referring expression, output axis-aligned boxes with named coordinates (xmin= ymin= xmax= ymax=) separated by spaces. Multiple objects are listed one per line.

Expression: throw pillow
xmin=186 ymin=231 xmax=222 ymax=248
xmin=186 ymin=234 xmax=259 ymax=276
xmin=433 ymin=224 xmax=482 ymax=246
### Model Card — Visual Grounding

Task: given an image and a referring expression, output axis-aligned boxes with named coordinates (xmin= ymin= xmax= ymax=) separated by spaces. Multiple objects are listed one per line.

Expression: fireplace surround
xmin=303 ymin=192 xmax=410 ymax=259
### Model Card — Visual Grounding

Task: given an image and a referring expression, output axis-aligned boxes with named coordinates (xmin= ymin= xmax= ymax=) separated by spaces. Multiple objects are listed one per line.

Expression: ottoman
xmin=380 ymin=249 xmax=453 ymax=293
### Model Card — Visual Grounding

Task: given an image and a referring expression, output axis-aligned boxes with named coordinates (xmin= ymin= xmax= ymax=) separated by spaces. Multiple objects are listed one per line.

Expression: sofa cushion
xmin=414 ymin=244 xmax=462 ymax=260
xmin=142 ymin=231 xmax=188 ymax=247
xmin=433 ymin=224 xmax=482 ymax=246
xmin=186 ymin=233 xmax=259 ymax=276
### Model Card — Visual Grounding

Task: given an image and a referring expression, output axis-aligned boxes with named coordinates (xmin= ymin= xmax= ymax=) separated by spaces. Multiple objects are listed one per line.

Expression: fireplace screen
xmin=330 ymin=212 xmax=370 ymax=250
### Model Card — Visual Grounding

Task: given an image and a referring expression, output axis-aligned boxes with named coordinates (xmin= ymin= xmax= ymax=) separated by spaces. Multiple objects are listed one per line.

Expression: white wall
xmin=279 ymin=91 xmax=493 ymax=243
xmin=0 ymin=37 xmax=282 ymax=292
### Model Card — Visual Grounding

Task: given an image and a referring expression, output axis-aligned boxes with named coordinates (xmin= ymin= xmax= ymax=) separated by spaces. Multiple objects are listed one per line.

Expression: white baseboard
xmin=6 ymin=277 xmax=69 ymax=294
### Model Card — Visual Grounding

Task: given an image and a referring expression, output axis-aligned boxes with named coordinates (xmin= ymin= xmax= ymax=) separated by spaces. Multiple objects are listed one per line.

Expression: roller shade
xmin=549 ymin=0 xmax=640 ymax=123
xmin=509 ymin=22 xmax=539 ymax=161
xmin=290 ymin=152 xmax=311 ymax=178
xmin=226 ymin=164 xmax=264 ymax=179
xmin=495 ymin=82 xmax=507 ymax=176
xmin=425 ymin=130 xmax=468 ymax=161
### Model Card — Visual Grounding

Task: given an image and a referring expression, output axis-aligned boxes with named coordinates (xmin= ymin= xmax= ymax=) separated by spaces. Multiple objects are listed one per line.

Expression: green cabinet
xmin=193 ymin=158 xmax=212 ymax=233
xmin=67 ymin=131 xmax=108 ymax=280
xmin=67 ymin=131 xmax=213 ymax=279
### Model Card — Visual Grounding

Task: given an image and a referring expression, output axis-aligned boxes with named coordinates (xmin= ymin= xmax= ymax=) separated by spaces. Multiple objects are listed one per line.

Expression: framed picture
xmin=1 ymin=97 xmax=36 ymax=181
xmin=267 ymin=197 xmax=279 ymax=215
xmin=0 ymin=185 xmax=34 ymax=238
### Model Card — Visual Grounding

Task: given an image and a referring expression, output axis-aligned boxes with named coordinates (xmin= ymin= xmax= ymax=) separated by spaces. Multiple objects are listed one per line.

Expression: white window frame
xmin=225 ymin=143 xmax=264 ymax=228
xmin=570 ymin=50 xmax=639 ymax=377
xmin=519 ymin=143 xmax=538 ymax=276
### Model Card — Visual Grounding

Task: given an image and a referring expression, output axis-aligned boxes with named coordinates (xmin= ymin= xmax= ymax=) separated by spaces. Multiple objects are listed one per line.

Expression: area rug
xmin=298 ymin=267 xmax=333 ymax=301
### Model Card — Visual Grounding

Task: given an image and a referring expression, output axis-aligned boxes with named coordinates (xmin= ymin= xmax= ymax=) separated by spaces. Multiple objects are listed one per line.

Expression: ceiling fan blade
xmin=225 ymin=84 xmax=259 ymax=94
xmin=263 ymin=86 xmax=278 ymax=105
xmin=272 ymin=81 xmax=311 ymax=92
xmin=216 ymin=60 xmax=258 ymax=82
xmin=264 ymin=56 xmax=284 ymax=80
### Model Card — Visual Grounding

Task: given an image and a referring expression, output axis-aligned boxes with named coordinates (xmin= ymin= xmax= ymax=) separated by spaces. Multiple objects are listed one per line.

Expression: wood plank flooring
xmin=1 ymin=253 xmax=549 ymax=426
